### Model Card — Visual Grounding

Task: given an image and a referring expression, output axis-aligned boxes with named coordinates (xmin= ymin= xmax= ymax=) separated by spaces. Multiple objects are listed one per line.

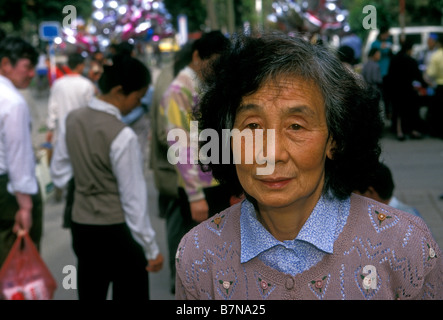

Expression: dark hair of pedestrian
xmin=337 ymin=45 xmax=355 ymax=65
xmin=194 ymin=32 xmax=384 ymax=200
xmin=191 ymin=30 xmax=230 ymax=60
xmin=173 ymin=40 xmax=195 ymax=77
xmin=116 ymin=41 xmax=134 ymax=56
xmin=98 ymin=54 xmax=151 ymax=95
xmin=67 ymin=52 xmax=85 ymax=70
xmin=368 ymin=47 xmax=380 ymax=58
xmin=0 ymin=36 xmax=38 ymax=66
xmin=355 ymin=162 xmax=394 ymax=201
xmin=400 ymin=39 xmax=414 ymax=53
xmin=378 ymin=25 xmax=390 ymax=36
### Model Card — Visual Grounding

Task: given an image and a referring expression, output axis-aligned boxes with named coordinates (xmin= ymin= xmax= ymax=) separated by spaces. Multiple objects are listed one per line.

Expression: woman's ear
xmin=326 ymin=137 xmax=337 ymax=160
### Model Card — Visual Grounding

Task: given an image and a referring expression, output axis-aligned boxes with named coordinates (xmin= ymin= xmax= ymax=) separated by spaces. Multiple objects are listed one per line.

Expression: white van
xmin=363 ymin=25 xmax=443 ymax=61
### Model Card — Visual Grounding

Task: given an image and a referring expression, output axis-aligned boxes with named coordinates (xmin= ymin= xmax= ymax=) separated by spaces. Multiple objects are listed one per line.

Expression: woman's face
xmin=233 ymin=76 xmax=335 ymax=213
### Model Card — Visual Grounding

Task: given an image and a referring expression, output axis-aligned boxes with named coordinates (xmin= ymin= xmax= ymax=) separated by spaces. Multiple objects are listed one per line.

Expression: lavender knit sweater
xmin=175 ymin=194 xmax=443 ymax=300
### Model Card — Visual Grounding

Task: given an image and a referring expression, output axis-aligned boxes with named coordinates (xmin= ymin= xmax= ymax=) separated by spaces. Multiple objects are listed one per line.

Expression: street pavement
xmin=21 ymin=72 xmax=443 ymax=300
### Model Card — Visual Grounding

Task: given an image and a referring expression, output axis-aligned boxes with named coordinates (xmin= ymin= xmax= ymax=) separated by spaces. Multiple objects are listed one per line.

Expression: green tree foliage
xmin=0 ymin=0 xmax=92 ymax=30
xmin=164 ymin=0 xmax=207 ymax=32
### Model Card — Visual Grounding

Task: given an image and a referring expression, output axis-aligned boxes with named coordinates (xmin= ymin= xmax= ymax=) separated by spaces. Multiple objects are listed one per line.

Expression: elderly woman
xmin=175 ymin=33 xmax=443 ymax=300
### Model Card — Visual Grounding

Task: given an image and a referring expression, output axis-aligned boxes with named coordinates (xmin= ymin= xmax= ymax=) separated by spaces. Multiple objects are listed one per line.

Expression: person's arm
xmin=4 ymin=101 xmax=38 ymax=195
xmin=12 ymin=192 xmax=33 ymax=233
xmin=49 ymin=117 xmax=73 ymax=189
xmin=162 ymin=88 xmax=211 ymax=222
xmin=110 ymin=127 xmax=163 ymax=271
xmin=46 ymin=84 xmax=59 ymax=143
xmin=3 ymin=100 xmax=38 ymax=234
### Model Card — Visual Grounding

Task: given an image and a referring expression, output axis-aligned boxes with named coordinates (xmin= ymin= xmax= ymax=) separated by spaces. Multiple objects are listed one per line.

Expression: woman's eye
xmin=246 ymin=123 xmax=260 ymax=130
xmin=289 ymin=124 xmax=302 ymax=130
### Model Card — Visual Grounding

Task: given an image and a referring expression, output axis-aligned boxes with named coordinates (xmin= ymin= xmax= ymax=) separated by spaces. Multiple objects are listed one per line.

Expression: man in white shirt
xmin=46 ymin=52 xmax=95 ymax=145
xmin=46 ymin=52 xmax=95 ymax=205
xmin=0 ymin=37 xmax=41 ymax=267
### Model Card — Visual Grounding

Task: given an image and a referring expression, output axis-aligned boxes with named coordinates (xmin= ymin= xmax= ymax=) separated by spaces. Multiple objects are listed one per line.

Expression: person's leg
xmin=164 ymin=195 xmax=183 ymax=294
xmin=110 ymin=224 xmax=150 ymax=301
xmin=29 ymin=188 xmax=43 ymax=251
xmin=0 ymin=176 xmax=18 ymax=267
xmin=70 ymin=222 xmax=111 ymax=300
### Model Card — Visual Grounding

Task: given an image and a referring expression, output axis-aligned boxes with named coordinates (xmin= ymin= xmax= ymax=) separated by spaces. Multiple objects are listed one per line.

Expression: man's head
xmin=67 ymin=52 xmax=86 ymax=73
xmin=355 ymin=162 xmax=394 ymax=204
xmin=0 ymin=37 xmax=38 ymax=89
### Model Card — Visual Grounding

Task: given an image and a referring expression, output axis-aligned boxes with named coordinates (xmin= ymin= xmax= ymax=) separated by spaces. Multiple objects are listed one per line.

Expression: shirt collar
xmin=240 ymin=194 xmax=350 ymax=264
xmin=0 ymin=74 xmax=16 ymax=90
xmin=88 ymin=96 xmax=122 ymax=121
xmin=183 ymin=66 xmax=201 ymax=90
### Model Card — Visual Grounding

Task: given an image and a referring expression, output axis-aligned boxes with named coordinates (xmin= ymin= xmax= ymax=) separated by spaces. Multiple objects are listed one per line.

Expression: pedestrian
xmin=46 ymin=57 xmax=72 ymax=87
xmin=419 ymin=33 xmax=439 ymax=78
xmin=35 ymin=49 xmax=49 ymax=95
xmin=337 ymin=45 xmax=356 ymax=73
xmin=149 ymin=40 xmax=194 ymax=294
xmin=0 ymin=37 xmax=42 ymax=267
xmin=388 ymin=39 xmax=427 ymax=141
xmin=426 ymin=34 xmax=443 ymax=139
xmin=362 ymin=47 xmax=383 ymax=94
xmin=354 ymin=162 xmax=421 ymax=218
xmin=371 ymin=26 xmax=393 ymax=121
xmin=50 ymin=53 xmax=164 ymax=300
xmin=160 ymin=31 xmax=232 ymax=229
xmin=46 ymin=52 xmax=95 ymax=208
xmin=46 ymin=52 xmax=95 ymax=146
xmin=86 ymin=50 xmax=106 ymax=95
xmin=114 ymin=41 xmax=152 ymax=168
xmin=340 ymin=29 xmax=362 ymax=64
xmin=175 ymin=33 xmax=443 ymax=300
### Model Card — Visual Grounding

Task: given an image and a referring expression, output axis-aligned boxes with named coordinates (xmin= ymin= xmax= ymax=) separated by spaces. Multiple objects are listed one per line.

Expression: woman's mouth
xmin=258 ymin=177 xmax=293 ymax=189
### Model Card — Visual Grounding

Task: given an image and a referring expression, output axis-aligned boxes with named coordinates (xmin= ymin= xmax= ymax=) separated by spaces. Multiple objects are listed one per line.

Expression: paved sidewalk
xmin=380 ymin=135 xmax=443 ymax=248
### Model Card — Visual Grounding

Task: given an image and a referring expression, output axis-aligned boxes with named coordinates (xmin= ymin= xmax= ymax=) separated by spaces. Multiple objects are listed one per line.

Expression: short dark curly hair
xmin=195 ymin=33 xmax=383 ymax=200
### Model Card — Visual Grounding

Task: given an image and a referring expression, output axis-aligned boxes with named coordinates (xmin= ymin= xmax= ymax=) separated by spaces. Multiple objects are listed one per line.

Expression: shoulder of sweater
xmin=349 ymin=193 xmax=440 ymax=253
xmin=176 ymin=203 xmax=241 ymax=261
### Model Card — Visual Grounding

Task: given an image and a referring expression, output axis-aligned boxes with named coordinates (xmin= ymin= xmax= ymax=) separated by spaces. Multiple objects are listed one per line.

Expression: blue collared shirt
xmin=240 ymin=194 xmax=351 ymax=275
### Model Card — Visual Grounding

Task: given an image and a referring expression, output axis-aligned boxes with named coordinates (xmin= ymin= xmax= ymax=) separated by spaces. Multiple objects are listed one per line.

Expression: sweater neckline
xmin=236 ymin=193 xmax=363 ymax=289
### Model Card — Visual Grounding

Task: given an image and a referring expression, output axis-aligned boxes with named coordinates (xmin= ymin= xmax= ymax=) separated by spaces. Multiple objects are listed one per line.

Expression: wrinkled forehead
xmin=239 ymin=74 xmax=325 ymax=109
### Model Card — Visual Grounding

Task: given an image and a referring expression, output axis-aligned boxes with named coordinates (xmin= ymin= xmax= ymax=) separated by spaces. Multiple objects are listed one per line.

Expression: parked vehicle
xmin=363 ymin=26 xmax=443 ymax=61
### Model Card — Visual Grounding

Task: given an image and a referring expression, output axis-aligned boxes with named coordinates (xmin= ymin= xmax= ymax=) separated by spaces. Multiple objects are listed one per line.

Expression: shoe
xmin=410 ymin=131 xmax=423 ymax=139
xmin=396 ymin=134 xmax=405 ymax=141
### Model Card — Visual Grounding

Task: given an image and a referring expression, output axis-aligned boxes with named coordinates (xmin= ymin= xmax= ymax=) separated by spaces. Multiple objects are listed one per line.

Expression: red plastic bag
xmin=0 ymin=232 xmax=57 ymax=300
